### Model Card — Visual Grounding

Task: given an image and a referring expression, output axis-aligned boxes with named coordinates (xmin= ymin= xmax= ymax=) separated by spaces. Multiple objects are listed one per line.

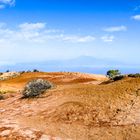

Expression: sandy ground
xmin=0 ymin=72 xmax=140 ymax=140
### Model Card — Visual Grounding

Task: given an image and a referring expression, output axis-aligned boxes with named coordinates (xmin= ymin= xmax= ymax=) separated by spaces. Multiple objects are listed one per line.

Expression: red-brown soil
xmin=0 ymin=72 xmax=140 ymax=140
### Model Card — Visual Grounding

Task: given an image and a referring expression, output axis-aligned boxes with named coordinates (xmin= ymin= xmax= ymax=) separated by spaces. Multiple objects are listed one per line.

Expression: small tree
xmin=106 ymin=70 xmax=121 ymax=79
xmin=6 ymin=70 xmax=10 ymax=73
xmin=33 ymin=69 xmax=39 ymax=72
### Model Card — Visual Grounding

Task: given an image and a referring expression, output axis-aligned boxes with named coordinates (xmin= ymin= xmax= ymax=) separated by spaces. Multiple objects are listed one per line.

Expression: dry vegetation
xmin=0 ymin=72 xmax=140 ymax=140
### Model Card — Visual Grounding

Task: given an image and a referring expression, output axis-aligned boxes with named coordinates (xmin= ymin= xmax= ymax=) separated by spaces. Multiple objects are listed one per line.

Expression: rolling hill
xmin=0 ymin=72 xmax=140 ymax=140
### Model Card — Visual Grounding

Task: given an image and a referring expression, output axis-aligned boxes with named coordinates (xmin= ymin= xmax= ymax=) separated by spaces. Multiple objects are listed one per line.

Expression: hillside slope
xmin=0 ymin=72 xmax=140 ymax=140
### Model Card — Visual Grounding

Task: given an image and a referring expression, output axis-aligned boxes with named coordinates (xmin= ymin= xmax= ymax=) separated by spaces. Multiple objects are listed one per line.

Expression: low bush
xmin=6 ymin=70 xmax=10 ymax=73
xmin=22 ymin=79 xmax=53 ymax=98
xmin=106 ymin=70 xmax=121 ymax=79
xmin=112 ymin=75 xmax=125 ymax=81
xmin=128 ymin=73 xmax=140 ymax=78
xmin=33 ymin=69 xmax=40 ymax=72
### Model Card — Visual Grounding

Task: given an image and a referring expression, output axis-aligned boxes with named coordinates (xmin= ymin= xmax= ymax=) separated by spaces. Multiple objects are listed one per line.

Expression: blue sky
xmin=0 ymin=0 xmax=140 ymax=72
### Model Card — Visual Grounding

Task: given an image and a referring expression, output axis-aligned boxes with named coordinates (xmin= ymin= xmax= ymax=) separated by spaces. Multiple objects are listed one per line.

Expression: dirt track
xmin=0 ymin=72 xmax=140 ymax=140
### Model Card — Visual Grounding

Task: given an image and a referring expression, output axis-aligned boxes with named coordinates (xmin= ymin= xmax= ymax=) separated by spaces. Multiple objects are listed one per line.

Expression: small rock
xmin=0 ymin=109 xmax=5 ymax=113
xmin=0 ymin=130 xmax=11 ymax=136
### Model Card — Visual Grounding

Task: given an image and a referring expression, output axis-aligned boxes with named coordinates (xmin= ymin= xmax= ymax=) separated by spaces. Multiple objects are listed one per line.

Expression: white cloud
xmin=0 ymin=22 xmax=96 ymax=44
xmin=17 ymin=23 xmax=95 ymax=43
xmin=101 ymin=35 xmax=115 ymax=42
xmin=0 ymin=22 xmax=97 ymax=64
xmin=19 ymin=23 xmax=46 ymax=31
xmin=0 ymin=0 xmax=15 ymax=5
xmin=62 ymin=35 xmax=95 ymax=43
xmin=0 ymin=0 xmax=15 ymax=9
xmin=132 ymin=15 xmax=140 ymax=21
xmin=103 ymin=26 xmax=127 ymax=32
xmin=0 ymin=22 xmax=136 ymax=66
xmin=0 ymin=22 xmax=98 ymax=65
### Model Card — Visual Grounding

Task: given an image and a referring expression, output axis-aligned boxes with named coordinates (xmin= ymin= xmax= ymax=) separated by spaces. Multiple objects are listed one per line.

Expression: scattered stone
xmin=0 ymin=130 xmax=11 ymax=136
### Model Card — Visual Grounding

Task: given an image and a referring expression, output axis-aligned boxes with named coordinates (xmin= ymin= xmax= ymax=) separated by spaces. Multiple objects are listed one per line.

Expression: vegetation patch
xmin=22 ymin=79 xmax=53 ymax=98
xmin=0 ymin=90 xmax=15 ymax=95
xmin=106 ymin=70 xmax=121 ymax=79
xmin=0 ymin=90 xmax=7 ymax=95
xmin=128 ymin=73 xmax=140 ymax=78
xmin=112 ymin=75 xmax=126 ymax=81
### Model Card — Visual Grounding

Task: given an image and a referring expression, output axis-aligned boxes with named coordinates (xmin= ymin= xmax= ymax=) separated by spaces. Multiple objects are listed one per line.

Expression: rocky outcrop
xmin=0 ymin=72 xmax=20 ymax=81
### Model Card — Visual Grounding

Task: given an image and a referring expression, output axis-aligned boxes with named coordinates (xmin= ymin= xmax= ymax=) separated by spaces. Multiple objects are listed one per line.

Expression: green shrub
xmin=106 ymin=70 xmax=121 ymax=79
xmin=22 ymin=79 xmax=53 ymax=98
xmin=128 ymin=73 xmax=140 ymax=78
xmin=6 ymin=70 xmax=10 ymax=73
xmin=33 ymin=69 xmax=39 ymax=72
xmin=112 ymin=75 xmax=125 ymax=81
